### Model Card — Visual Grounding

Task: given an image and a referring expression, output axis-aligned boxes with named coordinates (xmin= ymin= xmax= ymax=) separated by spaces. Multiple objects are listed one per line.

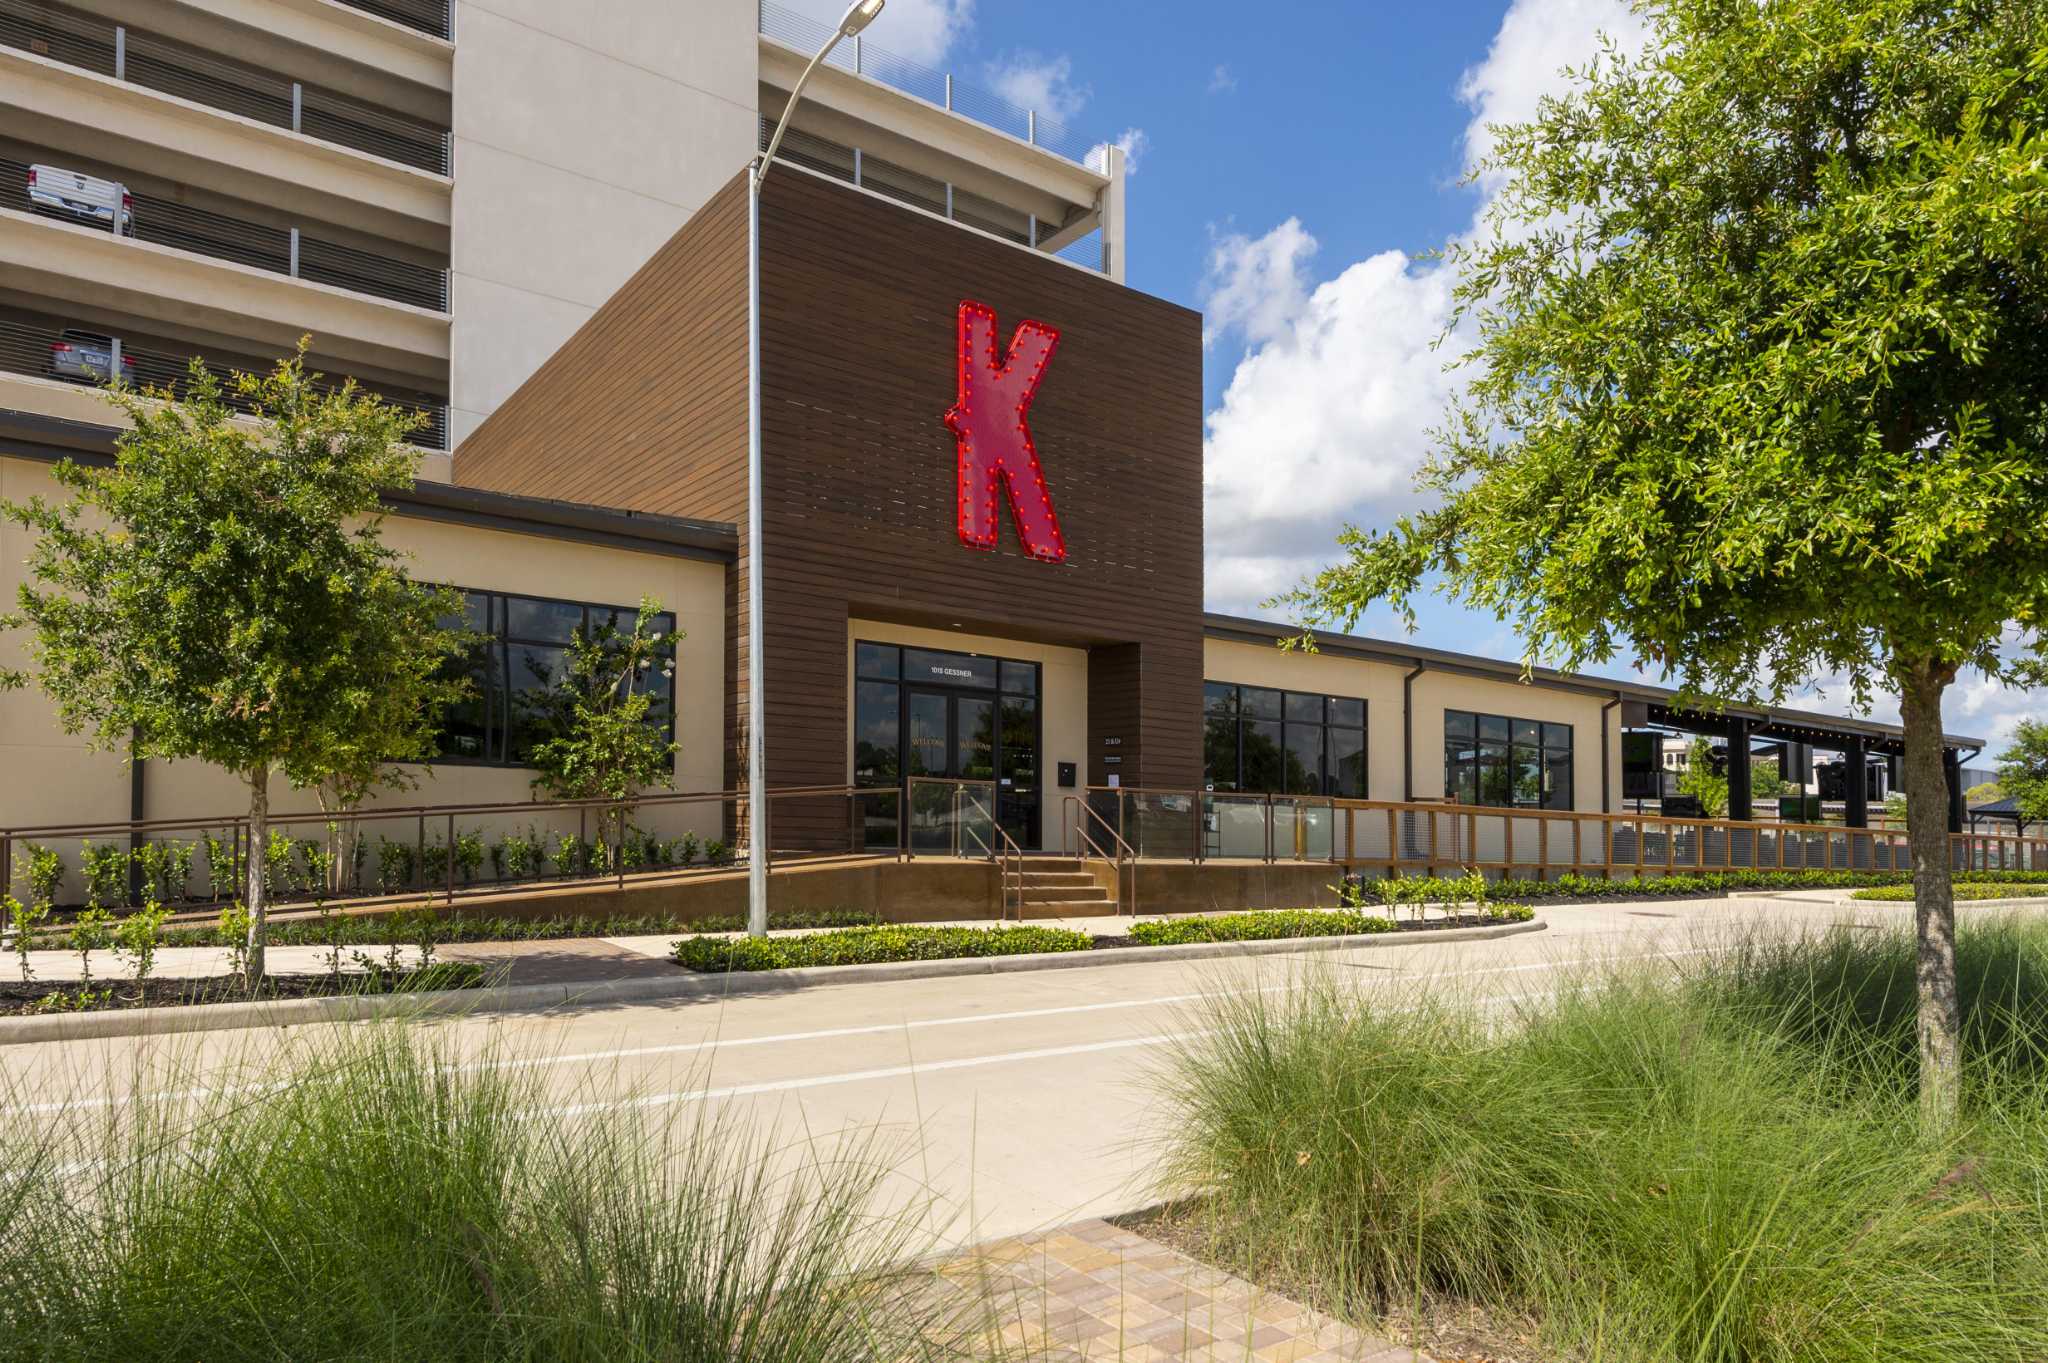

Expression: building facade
xmin=0 ymin=0 xmax=1123 ymax=462
xmin=0 ymin=0 xmax=1989 ymax=864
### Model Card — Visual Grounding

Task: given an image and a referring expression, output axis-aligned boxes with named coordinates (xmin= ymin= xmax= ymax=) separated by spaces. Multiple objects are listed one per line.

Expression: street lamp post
xmin=747 ymin=0 xmax=885 ymax=938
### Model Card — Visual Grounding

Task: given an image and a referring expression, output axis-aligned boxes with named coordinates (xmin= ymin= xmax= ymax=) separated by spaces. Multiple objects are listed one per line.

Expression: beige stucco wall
xmin=845 ymin=618 xmax=1089 ymax=850
xmin=446 ymin=0 xmax=759 ymax=447
xmin=1 ymin=454 xmax=727 ymax=889
xmin=1202 ymin=637 xmax=1624 ymax=815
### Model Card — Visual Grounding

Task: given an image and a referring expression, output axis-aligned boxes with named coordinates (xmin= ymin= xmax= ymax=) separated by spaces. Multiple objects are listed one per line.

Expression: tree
xmin=1292 ymin=0 xmax=2048 ymax=1129
xmin=525 ymin=597 xmax=679 ymax=867
xmin=1750 ymin=757 xmax=1791 ymax=802
xmin=0 ymin=347 xmax=465 ymax=983
xmin=1676 ymin=738 xmax=1728 ymax=817
xmin=1999 ymin=720 xmax=2048 ymax=826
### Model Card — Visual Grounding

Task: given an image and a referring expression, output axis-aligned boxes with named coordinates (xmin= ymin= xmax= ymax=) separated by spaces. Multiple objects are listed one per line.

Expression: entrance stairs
xmin=1006 ymin=858 xmax=1116 ymax=919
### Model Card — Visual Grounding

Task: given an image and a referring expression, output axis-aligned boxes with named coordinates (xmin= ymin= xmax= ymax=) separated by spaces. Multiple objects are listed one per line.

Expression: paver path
xmin=936 ymin=1218 xmax=1425 ymax=1363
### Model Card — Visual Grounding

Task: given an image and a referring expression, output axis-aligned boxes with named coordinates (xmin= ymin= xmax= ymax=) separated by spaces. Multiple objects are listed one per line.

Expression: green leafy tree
xmin=1998 ymin=720 xmax=2048 ymax=827
xmin=0 ymin=346 xmax=465 ymax=983
xmin=1750 ymin=757 xmax=1790 ymax=802
xmin=526 ymin=597 xmax=680 ymax=869
xmin=1676 ymin=738 xmax=1729 ymax=818
xmin=1292 ymin=0 xmax=2048 ymax=1128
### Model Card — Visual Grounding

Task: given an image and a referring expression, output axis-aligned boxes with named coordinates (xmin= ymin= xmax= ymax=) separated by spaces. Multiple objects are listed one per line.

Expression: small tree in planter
xmin=525 ymin=598 xmax=680 ymax=872
xmin=0 ymin=345 xmax=465 ymax=985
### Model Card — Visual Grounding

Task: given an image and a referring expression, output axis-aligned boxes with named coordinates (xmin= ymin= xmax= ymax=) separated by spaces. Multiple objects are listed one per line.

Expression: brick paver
xmin=934 ymin=1218 xmax=1427 ymax=1362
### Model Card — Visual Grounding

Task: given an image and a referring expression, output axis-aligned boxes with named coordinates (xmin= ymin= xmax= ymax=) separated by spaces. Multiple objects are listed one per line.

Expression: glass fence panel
xmin=1125 ymin=791 xmax=1198 ymax=860
xmin=1204 ymin=795 xmax=1268 ymax=859
xmin=907 ymin=780 xmax=996 ymax=856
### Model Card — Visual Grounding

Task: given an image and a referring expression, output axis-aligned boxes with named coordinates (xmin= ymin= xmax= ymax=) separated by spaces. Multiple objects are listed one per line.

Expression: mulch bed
xmin=0 ymin=965 xmax=487 ymax=1017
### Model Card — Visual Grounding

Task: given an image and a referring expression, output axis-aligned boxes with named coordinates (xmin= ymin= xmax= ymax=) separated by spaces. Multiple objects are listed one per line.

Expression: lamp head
xmin=839 ymin=0 xmax=885 ymax=36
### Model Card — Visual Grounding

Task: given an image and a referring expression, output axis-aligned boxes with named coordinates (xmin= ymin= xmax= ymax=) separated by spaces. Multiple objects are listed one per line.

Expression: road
xmin=0 ymin=893 xmax=1908 ymax=1248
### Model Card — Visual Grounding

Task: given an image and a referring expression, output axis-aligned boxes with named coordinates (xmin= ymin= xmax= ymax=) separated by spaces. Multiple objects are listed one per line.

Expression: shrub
xmin=131 ymin=840 xmax=193 ymax=905
xmin=5 ymin=894 xmax=50 ymax=982
xmin=68 ymin=907 xmax=114 ymax=985
xmin=490 ymin=828 xmax=546 ymax=882
xmin=703 ymin=839 xmax=732 ymax=866
xmin=113 ymin=899 xmax=172 ymax=989
xmin=1854 ymin=882 xmax=2048 ymax=901
xmin=0 ymin=1026 xmax=985 ymax=1360
xmin=375 ymin=837 xmax=417 ymax=894
xmin=673 ymin=923 xmax=1092 ymax=972
xmin=20 ymin=842 xmax=65 ymax=910
xmin=451 ymin=829 xmax=486 ymax=886
xmin=79 ymin=841 xmax=130 ymax=912
xmin=1129 ymin=910 xmax=1399 ymax=947
xmin=1151 ymin=917 xmax=2048 ymax=1362
xmin=201 ymin=832 xmax=239 ymax=902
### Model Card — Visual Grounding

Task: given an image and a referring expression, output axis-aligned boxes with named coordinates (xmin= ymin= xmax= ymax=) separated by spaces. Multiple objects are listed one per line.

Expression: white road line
xmin=3 ymin=941 xmax=1722 ymax=1117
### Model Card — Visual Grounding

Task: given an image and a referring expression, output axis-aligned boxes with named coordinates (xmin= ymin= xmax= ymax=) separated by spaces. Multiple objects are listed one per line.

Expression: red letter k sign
xmin=944 ymin=300 xmax=1066 ymax=563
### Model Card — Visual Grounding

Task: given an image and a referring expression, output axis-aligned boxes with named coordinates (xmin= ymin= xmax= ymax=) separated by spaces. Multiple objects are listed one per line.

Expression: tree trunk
xmin=317 ymin=783 xmax=357 ymax=899
xmin=1897 ymin=660 xmax=1961 ymax=1133
xmin=245 ymin=768 xmax=269 ymax=986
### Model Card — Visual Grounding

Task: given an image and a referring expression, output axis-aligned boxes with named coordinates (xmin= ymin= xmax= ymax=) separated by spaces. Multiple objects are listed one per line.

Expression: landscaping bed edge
xmin=0 ymin=917 xmax=1548 ymax=1047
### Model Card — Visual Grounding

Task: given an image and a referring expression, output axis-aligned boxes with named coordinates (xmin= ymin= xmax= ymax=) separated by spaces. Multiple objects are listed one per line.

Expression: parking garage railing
xmin=762 ymin=121 xmax=1110 ymax=274
xmin=758 ymin=0 xmax=1097 ymax=167
xmin=0 ymin=316 xmax=450 ymax=450
xmin=3 ymin=158 xmax=449 ymax=312
xmin=331 ymin=0 xmax=451 ymax=41
xmin=0 ymin=0 xmax=451 ymax=174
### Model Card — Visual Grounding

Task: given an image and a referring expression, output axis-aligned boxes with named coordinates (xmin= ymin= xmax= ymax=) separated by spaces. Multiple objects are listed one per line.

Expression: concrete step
xmin=1008 ymin=884 xmax=1113 ymax=905
xmin=1017 ymin=870 xmax=1098 ymax=888
xmin=1019 ymin=897 xmax=1119 ymax=919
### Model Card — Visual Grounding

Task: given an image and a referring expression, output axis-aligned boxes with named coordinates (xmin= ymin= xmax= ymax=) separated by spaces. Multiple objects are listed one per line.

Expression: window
xmin=434 ymin=588 xmax=677 ymax=767
xmin=1203 ymin=682 xmax=1366 ymax=797
xmin=1444 ymin=710 xmax=1571 ymax=809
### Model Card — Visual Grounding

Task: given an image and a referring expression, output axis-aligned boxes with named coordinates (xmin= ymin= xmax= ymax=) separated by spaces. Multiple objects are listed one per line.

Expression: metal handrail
xmin=1061 ymin=794 xmax=1136 ymax=918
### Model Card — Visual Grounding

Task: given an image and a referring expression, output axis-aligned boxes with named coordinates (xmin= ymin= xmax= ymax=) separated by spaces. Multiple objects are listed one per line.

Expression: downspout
xmin=1401 ymin=661 xmax=1426 ymax=801
xmin=1600 ymin=694 xmax=1622 ymax=814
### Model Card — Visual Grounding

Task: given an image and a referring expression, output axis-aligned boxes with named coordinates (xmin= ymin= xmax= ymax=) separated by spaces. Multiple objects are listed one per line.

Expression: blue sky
xmin=790 ymin=0 xmax=2044 ymax=756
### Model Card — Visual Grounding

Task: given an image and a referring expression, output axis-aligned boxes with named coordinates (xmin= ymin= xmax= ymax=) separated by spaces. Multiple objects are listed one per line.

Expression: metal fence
xmin=3 ymin=158 xmax=449 ymax=312
xmin=1061 ymin=787 xmax=2048 ymax=881
xmin=0 ymin=315 xmax=449 ymax=450
xmin=758 ymin=0 xmax=1096 ymax=165
xmin=0 ymin=0 xmax=451 ymax=174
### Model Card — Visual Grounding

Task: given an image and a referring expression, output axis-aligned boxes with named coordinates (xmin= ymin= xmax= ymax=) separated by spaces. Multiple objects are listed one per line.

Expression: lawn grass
xmin=671 ymin=923 xmax=1094 ymax=972
xmin=0 ymin=1025 xmax=1006 ymax=1361
xmin=1151 ymin=916 xmax=2048 ymax=1362
xmin=1852 ymin=882 xmax=2048 ymax=901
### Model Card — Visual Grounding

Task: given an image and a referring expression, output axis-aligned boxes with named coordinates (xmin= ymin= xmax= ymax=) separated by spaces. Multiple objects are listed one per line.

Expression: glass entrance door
xmin=907 ymin=687 xmax=997 ymax=854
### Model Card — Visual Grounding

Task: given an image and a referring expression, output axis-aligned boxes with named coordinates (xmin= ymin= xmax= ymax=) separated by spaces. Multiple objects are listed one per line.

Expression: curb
xmin=0 ymin=917 xmax=1546 ymax=1047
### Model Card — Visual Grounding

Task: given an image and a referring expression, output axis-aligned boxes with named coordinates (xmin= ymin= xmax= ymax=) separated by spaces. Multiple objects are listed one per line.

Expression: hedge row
xmin=1852 ymin=883 xmax=2048 ymax=902
xmin=671 ymin=924 xmax=1093 ymax=973
xmin=1467 ymin=868 xmax=2048 ymax=902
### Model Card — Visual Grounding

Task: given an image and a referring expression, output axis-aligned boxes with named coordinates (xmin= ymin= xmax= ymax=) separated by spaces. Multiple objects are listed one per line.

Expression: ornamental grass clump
xmin=0 ymin=1025 xmax=999 ymax=1362
xmin=1151 ymin=917 xmax=2048 ymax=1363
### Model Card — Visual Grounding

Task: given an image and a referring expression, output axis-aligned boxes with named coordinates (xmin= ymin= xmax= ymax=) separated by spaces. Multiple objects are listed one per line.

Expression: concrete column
xmin=1098 ymin=142 xmax=1128 ymax=284
xmin=1844 ymin=736 xmax=1869 ymax=828
xmin=1726 ymin=718 xmax=1753 ymax=821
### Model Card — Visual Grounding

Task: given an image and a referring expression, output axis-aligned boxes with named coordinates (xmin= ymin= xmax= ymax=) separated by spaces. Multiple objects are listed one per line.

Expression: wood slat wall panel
xmin=447 ymin=167 xmax=1207 ymax=814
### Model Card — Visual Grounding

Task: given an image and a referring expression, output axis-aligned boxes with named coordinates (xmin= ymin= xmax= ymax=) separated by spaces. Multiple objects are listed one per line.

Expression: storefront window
xmin=434 ymin=589 xmax=676 ymax=767
xmin=1444 ymin=710 xmax=1572 ymax=809
xmin=1203 ymin=683 xmax=1367 ymax=798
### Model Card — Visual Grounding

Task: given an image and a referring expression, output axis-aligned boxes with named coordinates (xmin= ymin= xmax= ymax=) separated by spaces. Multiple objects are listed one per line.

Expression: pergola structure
xmin=1634 ymin=700 xmax=1982 ymax=833
xmin=1969 ymin=796 xmax=2038 ymax=839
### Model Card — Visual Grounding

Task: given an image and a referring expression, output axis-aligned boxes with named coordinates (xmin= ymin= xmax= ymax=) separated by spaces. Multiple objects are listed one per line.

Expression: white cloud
xmin=1086 ymin=127 xmax=1150 ymax=176
xmin=1200 ymin=0 xmax=1645 ymax=616
xmin=1207 ymin=64 xmax=1238 ymax=95
xmin=983 ymin=51 xmax=1091 ymax=124
xmin=780 ymin=0 xmax=972 ymax=67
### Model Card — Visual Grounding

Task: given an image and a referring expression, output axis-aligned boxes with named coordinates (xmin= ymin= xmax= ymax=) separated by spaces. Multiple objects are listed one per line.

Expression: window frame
xmin=1443 ymin=709 xmax=1573 ymax=810
xmin=434 ymin=586 xmax=678 ymax=770
xmin=1202 ymin=682 xmax=1367 ymax=798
